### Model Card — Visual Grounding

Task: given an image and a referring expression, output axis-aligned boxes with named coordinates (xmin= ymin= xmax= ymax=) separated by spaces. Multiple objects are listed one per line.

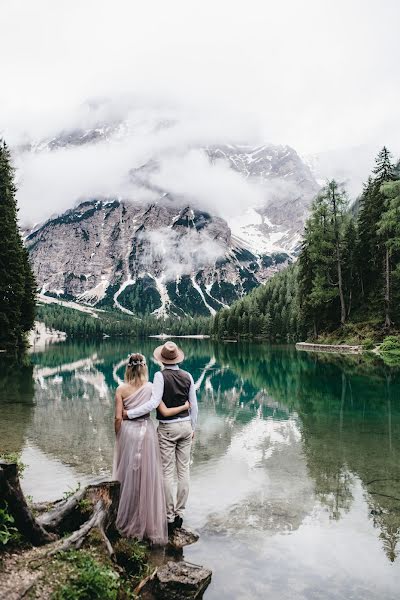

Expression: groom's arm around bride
xmin=122 ymin=346 xmax=198 ymax=434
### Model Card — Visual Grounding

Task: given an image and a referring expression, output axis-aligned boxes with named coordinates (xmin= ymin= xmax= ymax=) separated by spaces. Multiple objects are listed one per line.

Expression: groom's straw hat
xmin=153 ymin=341 xmax=184 ymax=365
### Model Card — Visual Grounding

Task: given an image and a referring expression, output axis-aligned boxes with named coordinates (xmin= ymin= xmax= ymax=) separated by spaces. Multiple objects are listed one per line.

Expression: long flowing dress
xmin=113 ymin=382 xmax=167 ymax=545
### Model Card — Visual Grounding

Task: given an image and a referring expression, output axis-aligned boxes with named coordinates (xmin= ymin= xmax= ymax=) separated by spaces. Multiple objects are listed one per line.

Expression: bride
xmin=113 ymin=353 xmax=189 ymax=544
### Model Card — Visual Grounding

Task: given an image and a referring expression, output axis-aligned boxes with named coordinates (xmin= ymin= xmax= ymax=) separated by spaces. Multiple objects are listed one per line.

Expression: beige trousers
xmin=157 ymin=420 xmax=192 ymax=523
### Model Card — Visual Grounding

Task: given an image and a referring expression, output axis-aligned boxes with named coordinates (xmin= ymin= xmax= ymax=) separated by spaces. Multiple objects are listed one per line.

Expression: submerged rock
xmin=153 ymin=561 xmax=212 ymax=599
xmin=168 ymin=527 xmax=199 ymax=550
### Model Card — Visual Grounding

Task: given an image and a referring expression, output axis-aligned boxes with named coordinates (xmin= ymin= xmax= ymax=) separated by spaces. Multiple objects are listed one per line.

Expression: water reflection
xmin=0 ymin=360 xmax=35 ymax=454
xmin=1 ymin=341 xmax=400 ymax=597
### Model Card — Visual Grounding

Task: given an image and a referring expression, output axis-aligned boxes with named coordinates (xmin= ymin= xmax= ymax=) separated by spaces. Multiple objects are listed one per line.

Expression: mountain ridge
xmin=26 ymin=197 xmax=293 ymax=318
xmin=22 ymin=134 xmax=320 ymax=318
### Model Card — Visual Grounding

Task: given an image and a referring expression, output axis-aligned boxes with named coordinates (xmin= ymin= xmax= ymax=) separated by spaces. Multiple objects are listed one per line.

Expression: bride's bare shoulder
xmin=116 ymin=383 xmax=129 ymax=395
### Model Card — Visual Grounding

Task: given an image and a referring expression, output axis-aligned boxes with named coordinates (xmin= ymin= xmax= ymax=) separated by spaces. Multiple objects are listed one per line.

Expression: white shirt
xmin=126 ymin=365 xmax=198 ymax=430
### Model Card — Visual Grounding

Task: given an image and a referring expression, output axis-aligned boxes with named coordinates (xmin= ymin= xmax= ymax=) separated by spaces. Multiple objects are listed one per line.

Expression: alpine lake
xmin=1 ymin=339 xmax=400 ymax=599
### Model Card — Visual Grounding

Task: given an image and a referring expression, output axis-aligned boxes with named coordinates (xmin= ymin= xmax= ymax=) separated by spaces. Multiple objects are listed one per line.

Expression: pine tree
xmin=357 ymin=148 xmax=396 ymax=316
xmin=373 ymin=147 xmax=396 ymax=185
xmin=324 ymin=180 xmax=348 ymax=326
xmin=261 ymin=311 xmax=272 ymax=339
xmin=218 ymin=311 xmax=227 ymax=338
xmin=0 ymin=139 xmax=36 ymax=354
xmin=299 ymin=191 xmax=338 ymax=335
xmin=342 ymin=219 xmax=357 ymax=318
xmin=378 ymin=181 xmax=400 ymax=328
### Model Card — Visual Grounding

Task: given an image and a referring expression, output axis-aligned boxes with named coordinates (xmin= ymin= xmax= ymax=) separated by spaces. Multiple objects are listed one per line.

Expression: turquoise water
xmin=1 ymin=340 xmax=400 ymax=599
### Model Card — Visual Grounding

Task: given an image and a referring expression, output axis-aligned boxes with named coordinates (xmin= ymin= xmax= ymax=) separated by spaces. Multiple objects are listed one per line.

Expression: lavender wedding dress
xmin=113 ymin=382 xmax=167 ymax=545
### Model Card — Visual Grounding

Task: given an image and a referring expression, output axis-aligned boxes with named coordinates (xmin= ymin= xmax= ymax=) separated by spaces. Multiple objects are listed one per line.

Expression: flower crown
xmin=128 ymin=354 xmax=146 ymax=367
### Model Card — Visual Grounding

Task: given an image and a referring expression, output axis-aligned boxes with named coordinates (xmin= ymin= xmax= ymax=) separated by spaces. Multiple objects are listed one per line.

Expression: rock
xmin=168 ymin=526 xmax=199 ymax=550
xmin=153 ymin=561 xmax=212 ymax=600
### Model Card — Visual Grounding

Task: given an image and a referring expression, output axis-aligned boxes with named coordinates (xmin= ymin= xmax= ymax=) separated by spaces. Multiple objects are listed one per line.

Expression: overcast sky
xmin=1 ymin=0 xmax=400 ymax=222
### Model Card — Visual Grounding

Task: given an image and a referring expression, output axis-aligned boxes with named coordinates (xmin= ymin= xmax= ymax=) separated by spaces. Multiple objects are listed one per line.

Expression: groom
xmin=123 ymin=341 xmax=198 ymax=534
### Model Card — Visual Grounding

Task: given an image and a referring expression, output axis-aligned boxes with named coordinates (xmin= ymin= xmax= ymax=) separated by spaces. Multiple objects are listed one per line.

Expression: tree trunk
xmin=347 ymin=287 xmax=352 ymax=318
xmin=337 ymin=253 xmax=346 ymax=326
xmin=0 ymin=461 xmax=55 ymax=546
xmin=384 ymin=247 xmax=391 ymax=329
xmin=331 ymin=185 xmax=346 ymax=326
xmin=0 ymin=460 xmax=120 ymax=557
xmin=47 ymin=481 xmax=120 ymax=557
xmin=347 ymin=264 xmax=353 ymax=318
xmin=37 ymin=485 xmax=87 ymax=532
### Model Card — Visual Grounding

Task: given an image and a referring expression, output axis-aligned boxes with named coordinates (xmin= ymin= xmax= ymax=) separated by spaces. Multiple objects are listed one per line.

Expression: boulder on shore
xmin=153 ymin=561 xmax=212 ymax=600
xmin=168 ymin=526 xmax=199 ymax=550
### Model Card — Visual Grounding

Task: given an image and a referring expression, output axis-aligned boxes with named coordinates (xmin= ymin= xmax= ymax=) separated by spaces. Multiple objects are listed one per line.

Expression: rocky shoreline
xmin=28 ymin=321 xmax=67 ymax=351
xmin=0 ymin=461 xmax=212 ymax=599
xmin=296 ymin=342 xmax=363 ymax=354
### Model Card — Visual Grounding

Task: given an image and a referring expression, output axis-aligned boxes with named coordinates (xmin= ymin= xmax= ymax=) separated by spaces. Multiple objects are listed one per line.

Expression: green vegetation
xmin=380 ymin=335 xmax=400 ymax=355
xmin=0 ymin=452 xmax=26 ymax=476
xmin=362 ymin=338 xmax=375 ymax=351
xmin=214 ymin=147 xmax=400 ymax=343
xmin=0 ymin=139 xmax=36 ymax=357
xmin=117 ymin=276 xmax=162 ymax=314
xmin=113 ymin=538 xmax=149 ymax=577
xmin=52 ymin=551 xmax=123 ymax=600
xmin=49 ymin=542 xmax=149 ymax=599
xmin=0 ymin=454 xmax=25 ymax=548
xmin=213 ymin=263 xmax=301 ymax=342
xmin=0 ymin=504 xmax=18 ymax=546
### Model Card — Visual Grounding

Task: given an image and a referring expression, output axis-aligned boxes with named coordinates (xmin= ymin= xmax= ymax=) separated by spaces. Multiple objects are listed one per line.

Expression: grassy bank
xmin=1 ymin=534 xmax=149 ymax=599
xmin=0 ymin=452 xmax=150 ymax=599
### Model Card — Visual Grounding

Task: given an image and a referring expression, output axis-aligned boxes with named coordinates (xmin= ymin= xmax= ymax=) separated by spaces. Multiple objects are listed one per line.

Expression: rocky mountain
xmin=26 ymin=198 xmax=291 ymax=317
xmin=207 ymin=144 xmax=320 ymax=253
xmin=22 ymin=121 xmax=320 ymax=318
xmin=126 ymin=143 xmax=320 ymax=255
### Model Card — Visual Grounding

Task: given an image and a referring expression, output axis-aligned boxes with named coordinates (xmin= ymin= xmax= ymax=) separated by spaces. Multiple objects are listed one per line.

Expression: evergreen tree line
xmin=212 ymin=264 xmax=302 ymax=341
xmin=0 ymin=140 xmax=36 ymax=356
xmin=37 ymin=303 xmax=212 ymax=338
xmin=213 ymin=147 xmax=400 ymax=342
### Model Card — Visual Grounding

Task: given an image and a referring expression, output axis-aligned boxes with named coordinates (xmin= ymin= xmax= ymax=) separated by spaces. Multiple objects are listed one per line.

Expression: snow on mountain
xmin=21 ymin=120 xmax=320 ymax=317
xmin=26 ymin=199 xmax=292 ymax=318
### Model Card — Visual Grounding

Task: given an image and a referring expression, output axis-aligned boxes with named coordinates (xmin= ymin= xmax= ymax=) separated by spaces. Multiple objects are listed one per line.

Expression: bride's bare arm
xmin=115 ymin=388 xmax=123 ymax=434
xmin=157 ymin=400 xmax=190 ymax=417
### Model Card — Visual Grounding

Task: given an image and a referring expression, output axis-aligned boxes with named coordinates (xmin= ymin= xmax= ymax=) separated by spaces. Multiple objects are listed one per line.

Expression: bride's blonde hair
xmin=125 ymin=353 xmax=148 ymax=386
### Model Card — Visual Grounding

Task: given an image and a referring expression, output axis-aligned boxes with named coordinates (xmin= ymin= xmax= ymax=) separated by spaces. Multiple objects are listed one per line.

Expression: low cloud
xmin=139 ymin=227 xmax=225 ymax=281
xmin=13 ymin=104 xmax=265 ymax=226
xmin=149 ymin=149 xmax=265 ymax=218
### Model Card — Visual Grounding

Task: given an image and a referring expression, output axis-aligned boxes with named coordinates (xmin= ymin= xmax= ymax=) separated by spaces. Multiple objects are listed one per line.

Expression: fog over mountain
xmin=24 ymin=121 xmax=318 ymax=316
xmin=2 ymin=0 xmax=400 ymax=317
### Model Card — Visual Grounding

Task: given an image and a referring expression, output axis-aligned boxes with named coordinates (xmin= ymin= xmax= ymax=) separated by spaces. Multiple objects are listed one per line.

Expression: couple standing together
xmin=113 ymin=341 xmax=198 ymax=545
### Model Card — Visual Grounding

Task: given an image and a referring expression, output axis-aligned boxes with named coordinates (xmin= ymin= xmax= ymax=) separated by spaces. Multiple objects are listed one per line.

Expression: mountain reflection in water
xmin=1 ymin=340 xmax=399 ymax=599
